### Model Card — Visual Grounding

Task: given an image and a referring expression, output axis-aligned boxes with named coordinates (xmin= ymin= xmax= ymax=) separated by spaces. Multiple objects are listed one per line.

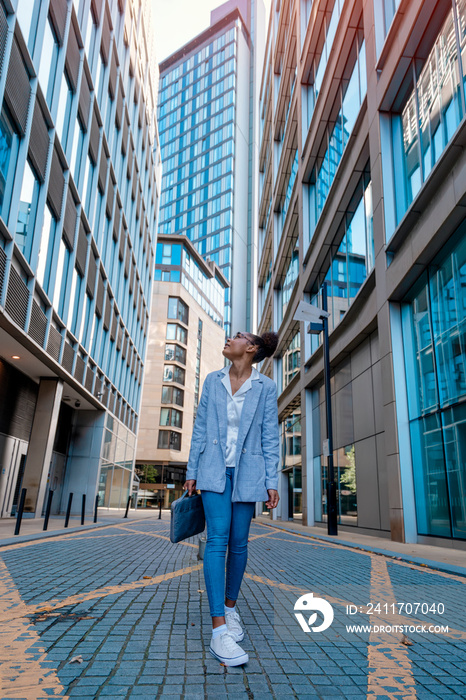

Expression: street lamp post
xmin=293 ymin=298 xmax=338 ymax=536
xmin=321 ymin=285 xmax=338 ymax=535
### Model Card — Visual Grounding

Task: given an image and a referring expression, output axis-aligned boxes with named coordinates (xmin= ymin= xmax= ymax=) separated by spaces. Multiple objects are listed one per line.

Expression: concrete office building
xmin=258 ymin=0 xmax=466 ymax=545
xmin=136 ymin=233 xmax=228 ymax=506
xmin=157 ymin=0 xmax=265 ymax=338
xmin=0 ymin=0 xmax=160 ymax=519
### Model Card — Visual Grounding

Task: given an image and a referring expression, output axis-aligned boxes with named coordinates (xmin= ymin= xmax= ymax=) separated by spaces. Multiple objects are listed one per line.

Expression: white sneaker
xmin=209 ymin=631 xmax=248 ymax=666
xmin=225 ymin=609 xmax=244 ymax=642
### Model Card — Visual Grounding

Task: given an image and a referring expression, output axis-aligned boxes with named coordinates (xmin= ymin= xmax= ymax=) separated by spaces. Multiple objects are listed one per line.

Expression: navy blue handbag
xmin=170 ymin=491 xmax=205 ymax=543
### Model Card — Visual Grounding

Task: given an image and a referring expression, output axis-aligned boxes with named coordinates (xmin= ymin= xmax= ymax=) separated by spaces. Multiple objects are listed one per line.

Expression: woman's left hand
xmin=265 ymin=489 xmax=279 ymax=509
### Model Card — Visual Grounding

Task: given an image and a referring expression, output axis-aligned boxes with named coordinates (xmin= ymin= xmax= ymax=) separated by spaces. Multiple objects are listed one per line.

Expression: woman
xmin=184 ymin=331 xmax=280 ymax=666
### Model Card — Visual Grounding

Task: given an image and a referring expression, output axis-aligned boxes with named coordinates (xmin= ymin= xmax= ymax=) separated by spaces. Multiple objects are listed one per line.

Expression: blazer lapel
xmin=235 ymin=378 xmax=263 ymax=464
xmin=215 ymin=372 xmax=228 ymax=461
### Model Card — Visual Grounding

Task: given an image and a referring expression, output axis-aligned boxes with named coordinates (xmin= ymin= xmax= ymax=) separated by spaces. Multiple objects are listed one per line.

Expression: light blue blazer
xmin=186 ymin=369 xmax=280 ymax=502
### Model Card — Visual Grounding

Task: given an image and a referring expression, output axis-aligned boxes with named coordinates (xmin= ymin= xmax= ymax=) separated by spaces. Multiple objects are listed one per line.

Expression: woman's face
xmin=223 ymin=332 xmax=256 ymax=361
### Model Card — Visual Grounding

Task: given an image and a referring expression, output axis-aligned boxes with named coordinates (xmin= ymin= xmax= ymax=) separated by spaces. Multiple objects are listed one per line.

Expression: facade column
xmin=22 ymin=378 xmax=63 ymax=516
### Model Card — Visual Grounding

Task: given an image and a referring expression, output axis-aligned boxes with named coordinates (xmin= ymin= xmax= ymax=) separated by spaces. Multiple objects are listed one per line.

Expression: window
xmin=16 ymin=160 xmax=39 ymax=261
xmin=38 ymin=16 xmax=59 ymax=106
xmin=158 ymin=430 xmax=181 ymax=450
xmin=0 ymin=106 xmax=19 ymax=219
xmin=163 ymin=364 xmax=185 ymax=385
xmin=386 ymin=6 xmax=464 ymax=238
xmin=52 ymin=238 xmax=71 ymax=316
xmin=36 ymin=205 xmax=57 ymax=291
xmin=161 ymin=386 xmax=184 ymax=406
xmin=160 ymin=407 xmax=183 ymax=428
xmin=164 ymin=343 xmax=187 ymax=364
xmin=282 ymin=331 xmax=301 ymax=390
xmin=167 ymin=296 xmax=189 ymax=324
xmin=166 ymin=323 xmax=187 ymax=344
xmin=55 ymin=72 xmax=73 ymax=146
xmin=401 ymin=225 xmax=466 ymax=539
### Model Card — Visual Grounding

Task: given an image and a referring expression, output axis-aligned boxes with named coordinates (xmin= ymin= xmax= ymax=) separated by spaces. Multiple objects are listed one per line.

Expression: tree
xmin=340 ymin=445 xmax=356 ymax=493
xmin=135 ymin=464 xmax=159 ymax=483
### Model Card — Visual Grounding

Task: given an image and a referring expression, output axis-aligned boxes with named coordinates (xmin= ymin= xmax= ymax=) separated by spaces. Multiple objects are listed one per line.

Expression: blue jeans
xmin=201 ymin=467 xmax=255 ymax=617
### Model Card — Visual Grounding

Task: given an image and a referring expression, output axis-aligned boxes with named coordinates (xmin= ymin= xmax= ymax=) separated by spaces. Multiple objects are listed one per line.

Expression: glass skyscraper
xmin=0 ymin=0 xmax=160 ymax=519
xmin=157 ymin=0 xmax=265 ymax=337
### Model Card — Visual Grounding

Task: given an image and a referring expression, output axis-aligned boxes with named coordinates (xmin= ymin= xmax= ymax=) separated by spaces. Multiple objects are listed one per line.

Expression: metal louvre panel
xmin=62 ymin=340 xmax=75 ymax=373
xmin=75 ymin=218 xmax=88 ymax=275
xmin=86 ymin=248 xmax=97 ymax=298
xmin=85 ymin=363 xmax=94 ymax=392
xmin=28 ymin=98 xmax=50 ymax=183
xmin=5 ymin=37 xmax=31 ymax=136
xmin=118 ymin=226 xmax=125 ymax=261
xmin=5 ymin=267 xmax=29 ymax=329
xmin=89 ymin=106 xmax=100 ymax=165
xmin=138 ymin=96 xmax=143 ymax=128
xmin=133 ymin=282 xmax=138 ymax=309
xmin=106 ymin=172 xmax=115 ymax=218
xmin=113 ymin=202 xmax=121 ymax=242
xmin=28 ymin=300 xmax=47 ymax=347
xmin=142 ymin=117 xmax=146 ymax=151
xmin=95 ymin=268 xmax=104 ymax=317
xmin=121 ymin=113 xmax=128 ymax=155
xmin=49 ymin=0 xmax=68 ymax=45
xmin=127 ymin=137 xmax=133 ymax=179
xmin=94 ymin=373 xmax=102 ymax=399
xmin=137 ymin=289 xmax=142 ymax=322
xmin=116 ymin=323 xmax=122 ymax=351
xmin=110 ymin=310 xmax=117 ymax=341
xmin=92 ymin=0 xmax=103 ymax=23
xmin=133 ymin=75 xmax=140 ymax=104
xmin=126 ymin=342 xmax=132 ymax=368
xmin=129 ymin=35 xmax=136 ymax=77
xmin=115 ymin=78 xmax=124 ymax=128
xmin=136 ymin=185 xmax=141 ymax=220
xmin=129 ymin=256 xmax=135 ymax=294
xmin=121 ymin=332 xmax=127 ymax=360
xmin=108 ymin=42 xmax=118 ymax=99
xmin=124 ymin=238 xmax=130 ymax=278
xmin=65 ymin=19 xmax=81 ymax=92
xmin=47 ymin=147 xmax=65 ymax=220
xmin=0 ymin=2 xmax=8 ymax=76
xmin=74 ymin=354 xmax=85 ymax=382
xmin=63 ymin=187 xmax=77 ymax=249
xmin=103 ymin=289 xmax=111 ymax=330
xmin=131 ymin=163 xmax=137 ymax=200
xmin=78 ymin=72 xmax=91 ymax=130
xmin=47 ymin=325 xmax=62 ymax=361
xmin=0 ymin=246 xmax=6 ymax=298
xmin=101 ymin=4 xmax=112 ymax=64
xmin=98 ymin=144 xmax=108 ymax=193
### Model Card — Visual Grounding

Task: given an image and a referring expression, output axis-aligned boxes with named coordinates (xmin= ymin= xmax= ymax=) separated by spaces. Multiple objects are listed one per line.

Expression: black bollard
xmin=14 ymin=488 xmax=27 ymax=536
xmin=43 ymin=489 xmax=54 ymax=531
xmin=94 ymin=495 xmax=99 ymax=523
xmin=81 ymin=494 xmax=86 ymax=525
xmin=64 ymin=492 xmax=73 ymax=528
xmin=124 ymin=495 xmax=131 ymax=518
xmin=158 ymin=498 xmax=162 ymax=519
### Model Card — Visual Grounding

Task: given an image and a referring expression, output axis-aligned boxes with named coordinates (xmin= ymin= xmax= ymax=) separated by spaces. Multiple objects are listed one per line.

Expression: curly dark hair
xmin=248 ymin=331 xmax=279 ymax=364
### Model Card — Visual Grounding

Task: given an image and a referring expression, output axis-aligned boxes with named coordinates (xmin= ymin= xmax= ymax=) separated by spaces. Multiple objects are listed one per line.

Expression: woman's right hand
xmin=183 ymin=479 xmax=197 ymax=496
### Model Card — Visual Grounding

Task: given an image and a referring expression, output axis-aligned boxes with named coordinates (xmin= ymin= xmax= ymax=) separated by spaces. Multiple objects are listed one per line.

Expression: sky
xmin=152 ymin=0 xmax=272 ymax=64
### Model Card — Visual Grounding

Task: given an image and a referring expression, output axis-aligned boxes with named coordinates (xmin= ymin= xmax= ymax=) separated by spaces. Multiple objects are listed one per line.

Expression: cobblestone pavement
xmin=0 ymin=516 xmax=465 ymax=699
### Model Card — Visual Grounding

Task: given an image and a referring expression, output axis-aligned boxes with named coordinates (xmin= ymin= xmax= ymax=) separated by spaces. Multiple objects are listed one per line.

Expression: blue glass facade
xmin=158 ymin=22 xmax=243 ymax=337
xmin=0 ymin=0 xmax=160 ymax=515
xmin=402 ymin=227 xmax=466 ymax=540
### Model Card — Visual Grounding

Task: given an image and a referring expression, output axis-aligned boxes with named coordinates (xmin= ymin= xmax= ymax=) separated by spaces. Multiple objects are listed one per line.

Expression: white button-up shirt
xmin=221 ymin=365 xmax=260 ymax=467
